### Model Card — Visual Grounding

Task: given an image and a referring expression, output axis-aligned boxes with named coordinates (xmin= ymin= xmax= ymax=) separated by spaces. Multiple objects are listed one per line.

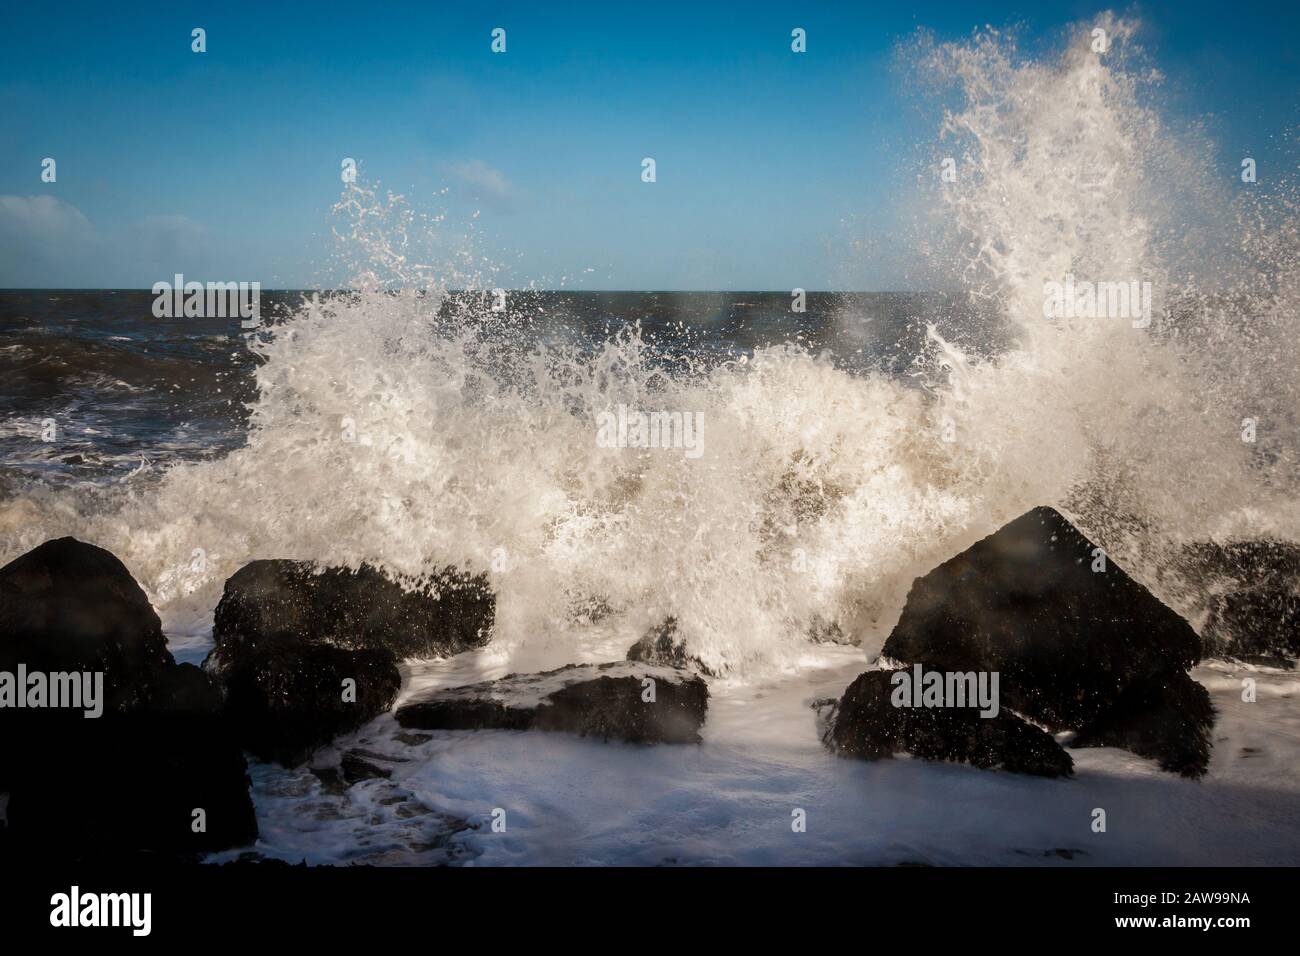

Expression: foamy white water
xmin=8 ymin=23 xmax=1296 ymax=673
xmin=220 ymin=643 xmax=1300 ymax=866
xmin=3 ymin=13 xmax=1298 ymax=865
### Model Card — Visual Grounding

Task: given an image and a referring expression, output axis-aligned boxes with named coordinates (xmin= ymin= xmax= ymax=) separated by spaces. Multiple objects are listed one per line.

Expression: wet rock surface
xmin=0 ymin=538 xmax=257 ymax=858
xmin=204 ymin=558 xmax=491 ymax=766
xmin=209 ymin=558 xmax=495 ymax=665
xmin=396 ymin=662 xmax=709 ymax=744
xmin=626 ymin=617 xmax=717 ymax=676
xmin=878 ymin=507 xmax=1213 ymax=775
xmin=0 ymin=536 xmax=174 ymax=711
xmin=215 ymin=639 xmax=402 ymax=767
xmin=823 ymin=669 xmax=1074 ymax=778
xmin=1069 ymin=669 xmax=1215 ymax=777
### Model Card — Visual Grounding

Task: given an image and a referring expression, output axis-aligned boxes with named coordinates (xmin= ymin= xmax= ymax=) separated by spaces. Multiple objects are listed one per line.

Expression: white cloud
xmin=0 ymin=195 xmax=94 ymax=244
xmin=0 ymin=195 xmax=97 ymax=285
xmin=0 ymin=197 xmax=220 ymax=287
xmin=444 ymin=159 xmax=515 ymax=210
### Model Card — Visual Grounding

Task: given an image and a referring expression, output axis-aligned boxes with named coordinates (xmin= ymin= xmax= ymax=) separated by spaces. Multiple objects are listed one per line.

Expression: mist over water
xmin=2 ymin=14 xmax=1296 ymax=674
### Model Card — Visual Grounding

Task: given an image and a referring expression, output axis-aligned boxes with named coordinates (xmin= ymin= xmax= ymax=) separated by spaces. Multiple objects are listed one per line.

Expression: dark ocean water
xmin=0 ymin=290 xmax=1001 ymax=491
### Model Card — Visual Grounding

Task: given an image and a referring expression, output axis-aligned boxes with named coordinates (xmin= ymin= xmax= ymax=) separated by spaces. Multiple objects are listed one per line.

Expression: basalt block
xmin=1069 ymin=669 xmax=1215 ymax=778
xmin=0 ymin=536 xmax=174 ymax=711
xmin=0 ymin=538 xmax=256 ymax=858
xmin=882 ymin=507 xmax=1202 ymax=727
xmin=217 ymin=638 xmax=402 ymax=767
xmin=396 ymin=662 xmax=709 ymax=744
xmin=209 ymin=559 xmax=494 ymax=668
xmin=824 ymin=669 xmax=1073 ymax=778
xmin=879 ymin=507 xmax=1212 ymax=775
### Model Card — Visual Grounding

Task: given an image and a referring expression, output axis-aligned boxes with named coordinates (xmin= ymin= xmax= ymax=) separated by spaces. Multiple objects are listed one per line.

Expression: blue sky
xmin=1 ymin=0 xmax=1296 ymax=289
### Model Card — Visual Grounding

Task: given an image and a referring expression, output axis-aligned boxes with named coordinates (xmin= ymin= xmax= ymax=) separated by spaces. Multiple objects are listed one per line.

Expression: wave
xmin=3 ymin=13 xmax=1297 ymax=673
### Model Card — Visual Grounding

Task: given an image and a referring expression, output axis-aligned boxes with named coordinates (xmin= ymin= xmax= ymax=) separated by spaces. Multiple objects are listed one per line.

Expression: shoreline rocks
xmin=1069 ymin=669 xmax=1214 ymax=777
xmin=0 ymin=538 xmax=256 ymax=858
xmin=205 ymin=558 xmax=496 ymax=766
xmin=0 ymin=536 xmax=174 ymax=712
xmin=208 ymin=559 xmax=495 ymax=667
xmin=396 ymin=662 xmax=709 ymax=745
xmin=627 ymin=617 xmax=717 ymax=676
xmin=873 ymin=507 xmax=1215 ymax=777
xmin=823 ymin=670 xmax=1074 ymax=778
xmin=9 ymin=506 xmax=1280 ymax=863
xmin=882 ymin=508 xmax=1202 ymax=728
xmin=216 ymin=640 xmax=402 ymax=767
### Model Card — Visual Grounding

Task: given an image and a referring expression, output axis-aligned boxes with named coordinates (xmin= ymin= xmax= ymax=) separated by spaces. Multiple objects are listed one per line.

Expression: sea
xmin=1 ymin=18 xmax=1297 ymax=865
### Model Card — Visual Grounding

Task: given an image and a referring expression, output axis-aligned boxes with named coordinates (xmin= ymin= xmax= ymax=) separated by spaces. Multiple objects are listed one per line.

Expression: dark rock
xmin=3 ymin=705 xmax=257 ymax=859
xmin=1184 ymin=541 xmax=1300 ymax=660
xmin=824 ymin=670 xmax=1073 ymax=778
xmin=151 ymin=661 xmax=226 ymax=714
xmin=0 ymin=539 xmax=257 ymax=858
xmin=209 ymin=559 xmax=494 ymax=667
xmin=882 ymin=507 xmax=1201 ymax=729
xmin=396 ymin=662 xmax=709 ymax=744
xmin=395 ymin=731 xmax=433 ymax=746
xmin=1207 ymin=588 xmax=1300 ymax=660
xmin=1070 ymin=670 xmax=1215 ymax=778
xmin=217 ymin=639 xmax=402 ymax=767
xmin=309 ymin=766 xmax=347 ymax=796
xmin=0 ymin=536 xmax=174 ymax=711
xmin=1014 ymin=847 xmax=1087 ymax=860
xmin=308 ymin=747 xmax=405 ymax=790
xmin=340 ymin=751 xmax=393 ymax=784
xmin=1046 ymin=848 xmax=1083 ymax=859
xmin=627 ymin=617 xmax=717 ymax=676
xmin=203 ymin=558 xmax=457 ymax=767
